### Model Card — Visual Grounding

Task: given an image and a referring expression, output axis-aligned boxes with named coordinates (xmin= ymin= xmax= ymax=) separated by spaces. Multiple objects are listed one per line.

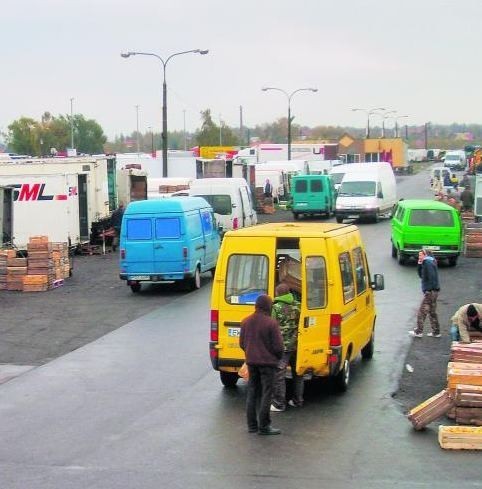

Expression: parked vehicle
xmin=390 ymin=199 xmax=462 ymax=266
xmin=119 ymin=197 xmax=220 ymax=292
xmin=444 ymin=150 xmax=467 ymax=171
xmin=189 ymin=178 xmax=257 ymax=235
xmin=290 ymin=174 xmax=336 ymax=219
xmin=209 ymin=222 xmax=385 ymax=389
xmin=335 ymin=162 xmax=397 ymax=223
xmin=474 ymin=175 xmax=482 ymax=222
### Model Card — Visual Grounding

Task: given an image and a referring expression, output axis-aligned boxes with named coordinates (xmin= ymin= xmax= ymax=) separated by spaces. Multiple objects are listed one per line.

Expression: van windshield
xmin=409 ymin=209 xmax=454 ymax=227
xmin=330 ymin=173 xmax=345 ymax=185
xmin=338 ymin=181 xmax=376 ymax=197
xmin=196 ymin=194 xmax=232 ymax=215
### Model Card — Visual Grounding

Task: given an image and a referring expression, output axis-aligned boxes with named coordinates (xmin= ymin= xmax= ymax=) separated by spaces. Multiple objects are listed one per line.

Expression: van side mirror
xmin=370 ymin=273 xmax=385 ymax=291
xmin=377 ymin=191 xmax=384 ymax=199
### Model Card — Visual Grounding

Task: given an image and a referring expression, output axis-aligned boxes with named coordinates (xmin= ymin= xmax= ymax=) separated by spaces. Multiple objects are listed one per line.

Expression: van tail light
xmin=120 ymin=249 xmax=126 ymax=259
xmin=233 ymin=217 xmax=239 ymax=229
xmin=183 ymin=247 xmax=188 ymax=259
xmin=210 ymin=310 xmax=219 ymax=342
xmin=330 ymin=314 xmax=342 ymax=347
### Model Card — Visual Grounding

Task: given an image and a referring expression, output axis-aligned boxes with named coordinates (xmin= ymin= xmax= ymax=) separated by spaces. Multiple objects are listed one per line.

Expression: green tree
xmin=7 ymin=117 xmax=39 ymax=155
xmin=195 ymin=109 xmax=239 ymax=146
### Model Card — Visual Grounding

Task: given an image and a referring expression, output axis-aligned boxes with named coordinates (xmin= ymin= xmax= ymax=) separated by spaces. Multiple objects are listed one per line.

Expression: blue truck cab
xmin=119 ymin=197 xmax=220 ymax=292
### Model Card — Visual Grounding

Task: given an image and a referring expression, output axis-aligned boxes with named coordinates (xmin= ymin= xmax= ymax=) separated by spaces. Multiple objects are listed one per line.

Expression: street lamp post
xmin=70 ymin=97 xmax=74 ymax=149
xmin=135 ymin=105 xmax=140 ymax=155
xmin=393 ymin=115 xmax=408 ymax=138
xmin=121 ymin=49 xmax=209 ymax=177
xmin=262 ymin=87 xmax=318 ymax=160
xmin=351 ymin=107 xmax=386 ymax=138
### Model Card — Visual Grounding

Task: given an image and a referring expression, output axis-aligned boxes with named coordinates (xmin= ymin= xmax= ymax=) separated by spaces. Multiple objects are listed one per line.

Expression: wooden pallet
xmin=439 ymin=425 xmax=482 ymax=450
xmin=80 ymin=244 xmax=102 ymax=255
xmin=408 ymin=390 xmax=455 ymax=430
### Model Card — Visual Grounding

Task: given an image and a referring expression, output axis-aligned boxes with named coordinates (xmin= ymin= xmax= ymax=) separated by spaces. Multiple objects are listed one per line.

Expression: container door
xmin=296 ymin=238 xmax=331 ymax=376
xmin=78 ymin=174 xmax=89 ymax=240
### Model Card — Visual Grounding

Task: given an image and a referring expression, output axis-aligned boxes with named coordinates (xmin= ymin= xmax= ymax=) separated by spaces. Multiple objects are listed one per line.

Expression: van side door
xmin=239 ymin=186 xmax=254 ymax=226
xmin=200 ymin=209 xmax=220 ymax=270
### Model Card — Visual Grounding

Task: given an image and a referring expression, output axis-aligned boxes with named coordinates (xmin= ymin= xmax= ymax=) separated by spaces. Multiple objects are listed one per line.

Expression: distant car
xmin=390 ymin=199 xmax=462 ymax=266
xmin=444 ymin=151 xmax=466 ymax=171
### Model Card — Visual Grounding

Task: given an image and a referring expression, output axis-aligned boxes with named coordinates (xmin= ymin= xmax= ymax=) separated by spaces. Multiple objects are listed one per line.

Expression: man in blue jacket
xmin=409 ymin=249 xmax=441 ymax=338
xmin=240 ymin=294 xmax=284 ymax=435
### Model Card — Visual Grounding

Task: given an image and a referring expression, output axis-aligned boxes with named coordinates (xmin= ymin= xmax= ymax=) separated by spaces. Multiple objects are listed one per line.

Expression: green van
xmin=291 ymin=174 xmax=336 ymax=219
xmin=390 ymin=199 xmax=462 ymax=266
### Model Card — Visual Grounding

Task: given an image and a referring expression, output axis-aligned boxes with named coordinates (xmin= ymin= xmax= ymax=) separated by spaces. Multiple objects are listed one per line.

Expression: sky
xmin=2 ymin=0 xmax=482 ymax=141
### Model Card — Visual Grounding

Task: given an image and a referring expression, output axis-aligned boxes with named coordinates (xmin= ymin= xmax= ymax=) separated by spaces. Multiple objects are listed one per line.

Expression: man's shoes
xmin=427 ymin=332 xmax=441 ymax=338
xmin=258 ymin=426 xmax=281 ymax=435
xmin=288 ymin=400 xmax=302 ymax=408
xmin=408 ymin=331 xmax=423 ymax=338
xmin=248 ymin=426 xmax=258 ymax=433
xmin=270 ymin=404 xmax=284 ymax=412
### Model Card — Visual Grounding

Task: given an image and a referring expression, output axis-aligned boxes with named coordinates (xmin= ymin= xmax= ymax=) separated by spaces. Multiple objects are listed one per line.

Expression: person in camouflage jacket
xmin=270 ymin=283 xmax=304 ymax=411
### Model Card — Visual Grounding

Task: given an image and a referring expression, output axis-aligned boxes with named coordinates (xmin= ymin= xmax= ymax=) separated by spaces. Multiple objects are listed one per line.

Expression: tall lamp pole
xmin=135 ymin=105 xmax=140 ymax=155
xmin=352 ymin=107 xmax=386 ymax=138
xmin=393 ymin=115 xmax=409 ymax=138
xmin=262 ymin=87 xmax=318 ymax=160
xmin=70 ymin=97 xmax=74 ymax=149
xmin=121 ymin=49 xmax=209 ymax=177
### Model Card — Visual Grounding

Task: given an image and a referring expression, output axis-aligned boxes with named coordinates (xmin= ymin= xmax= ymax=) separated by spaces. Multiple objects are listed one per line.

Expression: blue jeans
xmin=450 ymin=324 xmax=460 ymax=341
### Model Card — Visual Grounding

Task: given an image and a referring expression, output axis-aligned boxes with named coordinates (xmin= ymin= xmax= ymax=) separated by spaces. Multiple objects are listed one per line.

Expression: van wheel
xmin=391 ymin=244 xmax=397 ymax=258
xmin=374 ymin=211 xmax=380 ymax=223
xmin=448 ymin=256 xmax=458 ymax=267
xmin=361 ymin=331 xmax=375 ymax=360
xmin=293 ymin=212 xmax=300 ymax=220
xmin=397 ymin=249 xmax=406 ymax=265
xmin=220 ymin=371 xmax=238 ymax=387
xmin=190 ymin=267 xmax=201 ymax=290
xmin=335 ymin=216 xmax=343 ymax=224
xmin=334 ymin=358 xmax=350 ymax=392
xmin=130 ymin=283 xmax=141 ymax=293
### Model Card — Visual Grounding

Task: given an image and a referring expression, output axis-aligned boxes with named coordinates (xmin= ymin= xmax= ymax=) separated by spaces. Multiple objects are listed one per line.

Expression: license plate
xmin=228 ymin=327 xmax=241 ymax=337
xmin=130 ymin=275 xmax=150 ymax=280
xmin=424 ymin=246 xmax=440 ymax=251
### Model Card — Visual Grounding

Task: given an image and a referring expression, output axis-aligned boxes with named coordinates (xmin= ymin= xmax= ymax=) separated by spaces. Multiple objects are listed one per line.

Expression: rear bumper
xmin=399 ymin=248 xmax=460 ymax=259
xmin=120 ymin=272 xmax=194 ymax=282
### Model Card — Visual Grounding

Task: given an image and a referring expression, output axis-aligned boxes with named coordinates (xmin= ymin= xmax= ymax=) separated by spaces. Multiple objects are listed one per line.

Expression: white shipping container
xmin=0 ymin=173 xmax=80 ymax=249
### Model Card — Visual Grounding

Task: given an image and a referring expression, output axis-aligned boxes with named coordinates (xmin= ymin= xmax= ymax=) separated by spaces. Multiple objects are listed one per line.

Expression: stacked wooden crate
xmin=464 ymin=222 xmax=482 ymax=258
xmin=0 ymin=250 xmax=14 ymax=290
xmin=51 ymin=242 xmax=70 ymax=279
xmin=439 ymin=426 xmax=482 ymax=450
xmin=7 ymin=255 xmax=27 ymax=291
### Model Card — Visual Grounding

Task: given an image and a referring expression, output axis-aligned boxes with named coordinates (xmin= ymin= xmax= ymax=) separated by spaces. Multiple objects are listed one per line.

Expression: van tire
xmin=130 ymin=283 xmax=141 ymax=293
xmin=397 ymin=249 xmax=406 ymax=265
xmin=190 ymin=267 xmax=201 ymax=290
xmin=361 ymin=331 xmax=375 ymax=360
xmin=448 ymin=256 xmax=458 ymax=267
xmin=335 ymin=216 xmax=343 ymax=224
xmin=334 ymin=358 xmax=350 ymax=392
xmin=374 ymin=211 xmax=380 ymax=223
xmin=391 ymin=244 xmax=397 ymax=258
xmin=293 ymin=212 xmax=300 ymax=220
xmin=220 ymin=371 xmax=238 ymax=387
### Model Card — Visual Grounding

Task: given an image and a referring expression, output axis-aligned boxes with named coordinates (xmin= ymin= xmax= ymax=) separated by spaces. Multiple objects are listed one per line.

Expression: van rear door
xmin=296 ymin=238 xmax=331 ymax=376
xmin=123 ymin=216 xmax=154 ymax=273
xmin=152 ymin=215 xmax=187 ymax=274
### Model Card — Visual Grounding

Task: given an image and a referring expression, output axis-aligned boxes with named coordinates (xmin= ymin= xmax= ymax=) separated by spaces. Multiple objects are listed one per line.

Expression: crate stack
xmin=464 ymin=223 xmax=482 ymax=258
xmin=7 ymin=255 xmax=27 ymax=291
xmin=0 ymin=250 xmax=15 ymax=290
xmin=24 ymin=236 xmax=53 ymax=292
xmin=51 ymin=242 xmax=70 ymax=280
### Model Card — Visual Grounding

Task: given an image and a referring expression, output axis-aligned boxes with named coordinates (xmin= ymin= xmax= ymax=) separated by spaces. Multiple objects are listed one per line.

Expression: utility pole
xmin=219 ymin=114 xmax=222 ymax=146
xmin=135 ymin=105 xmax=140 ymax=155
xmin=183 ymin=109 xmax=187 ymax=151
xmin=70 ymin=97 xmax=74 ymax=149
xmin=239 ymin=105 xmax=244 ymax=146
xmin=424 ymin=122 xmax=430 ymax=150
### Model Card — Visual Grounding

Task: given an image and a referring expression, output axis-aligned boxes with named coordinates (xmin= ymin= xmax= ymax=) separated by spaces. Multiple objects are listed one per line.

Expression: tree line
xmin=3 ymin=109 xmax=481 ymax=156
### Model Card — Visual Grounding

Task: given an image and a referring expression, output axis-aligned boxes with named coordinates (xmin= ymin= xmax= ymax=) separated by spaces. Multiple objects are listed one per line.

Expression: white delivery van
xmin=329 ymin=163 xmax=361 ymax=191
xmin=444 ymin=150 xmax=466 ymax=171
xmin=335 ymin=162 xmax=397 ymax=223
xmin=189 ymin=178 xmax=257 ymax=234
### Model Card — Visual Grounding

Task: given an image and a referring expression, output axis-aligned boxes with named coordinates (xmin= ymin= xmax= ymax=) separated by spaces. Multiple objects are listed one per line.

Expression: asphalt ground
xmin=1 ymin=208 xmax=481 ymax=415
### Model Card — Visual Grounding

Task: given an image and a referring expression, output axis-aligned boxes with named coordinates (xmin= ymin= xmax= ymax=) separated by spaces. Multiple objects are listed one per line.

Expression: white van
xmin=189 ymin=178 xmax=257 ymax=234
xmin=335 ymin=162 xmax=397 ymax=223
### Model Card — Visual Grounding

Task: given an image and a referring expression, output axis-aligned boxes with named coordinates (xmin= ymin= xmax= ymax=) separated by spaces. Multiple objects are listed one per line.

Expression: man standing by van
xmin=270 ymin=283 xmax=303 ymax=412
xmin=111 ymin=202 xmax=125 ymax=252
xmin=409 ymin=249 xmax=441 ymax=338
xmin=240 ymin=294 xmax=284 ymax=435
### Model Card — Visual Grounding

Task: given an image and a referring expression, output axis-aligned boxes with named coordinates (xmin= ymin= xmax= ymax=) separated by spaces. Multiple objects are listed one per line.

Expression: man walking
xmin=240 ymin=294 xmax=284 ymax=435
xmin=409 ymin=249 xmax=441 ymax=338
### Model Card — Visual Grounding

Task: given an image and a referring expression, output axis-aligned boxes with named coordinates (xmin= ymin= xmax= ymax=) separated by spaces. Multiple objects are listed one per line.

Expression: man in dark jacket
xmin=240 ymin=294 xmax=284 ymax=435
xmin=460 ymin=186 xmax=474 ymax=212
xmin=409 ymin=249 xmax=441 ymax=338
xmin=110 ymin=202 xmax=125 ymax=252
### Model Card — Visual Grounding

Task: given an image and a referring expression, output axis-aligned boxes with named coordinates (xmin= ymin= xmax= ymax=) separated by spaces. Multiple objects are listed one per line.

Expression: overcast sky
xmin=2 ymin=0 xmax=481 ymax=140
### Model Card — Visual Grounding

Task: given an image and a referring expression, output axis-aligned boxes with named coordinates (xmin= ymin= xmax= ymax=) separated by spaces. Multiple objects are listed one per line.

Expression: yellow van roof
xmin=224 ymin=222 xmax=359 ymax=238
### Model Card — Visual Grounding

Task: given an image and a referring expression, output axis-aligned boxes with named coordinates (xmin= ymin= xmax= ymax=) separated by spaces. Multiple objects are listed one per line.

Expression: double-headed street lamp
xmin=262 ymin=87 xmax=318 ymax=160
xmin=121 ymin=49 xmax=209 ymax=177
xmin=393 ymin=115 xmax=409 ymax=138
xmin=351 ymin=107 xmax=386 ymax=138
xmin=375 ymin=110 xmax=397 ymax=138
